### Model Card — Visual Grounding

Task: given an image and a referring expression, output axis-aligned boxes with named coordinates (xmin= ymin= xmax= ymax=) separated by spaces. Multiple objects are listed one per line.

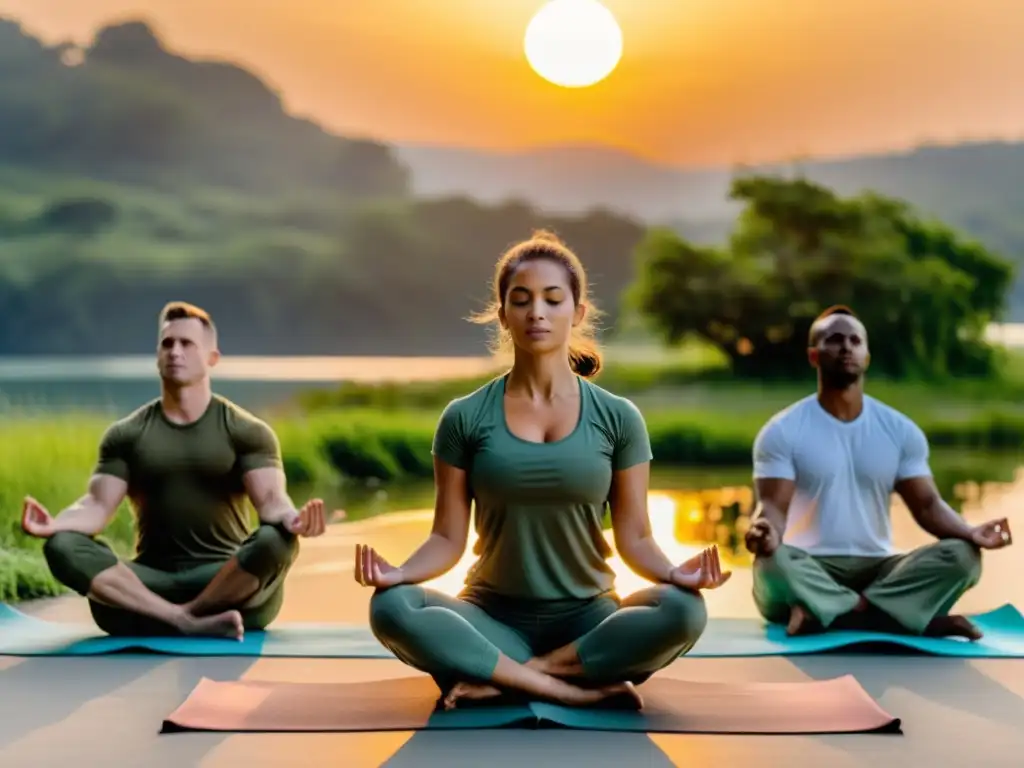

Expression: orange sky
xmin=2 ymin=0 xmax=1023 ymax=167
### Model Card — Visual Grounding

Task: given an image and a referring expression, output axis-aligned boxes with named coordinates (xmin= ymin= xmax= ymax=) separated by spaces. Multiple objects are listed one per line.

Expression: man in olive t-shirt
xmin=20 ymin=301 xmax=327 ymax=639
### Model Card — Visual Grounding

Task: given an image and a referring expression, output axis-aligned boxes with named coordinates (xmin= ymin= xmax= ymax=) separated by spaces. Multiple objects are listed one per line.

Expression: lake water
xmin=4 ymin=320 xmax=1024 ymax=411
xmin=3 ymin=352 xmax=1023 ymax=556
xmin=0 ymin=354 xmax=500 ymax=413
xmin=323 ymin=453 xmax=1023 ymax=567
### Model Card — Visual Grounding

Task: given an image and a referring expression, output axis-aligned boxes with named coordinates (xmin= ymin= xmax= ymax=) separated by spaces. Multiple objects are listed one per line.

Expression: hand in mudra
xmin=354 ymin=543 xmax=404 ymax=589
xmin=971 ymin=518 xmax=1013 ymax=549
xmin=744 ymin=518 xmax=781 ymax=556
xmin=285 ymin=498 xmax=328 ymax=537
xmin=669 ymin=545 xmax=733 ymax=590
xmin=21 ymin=497 xmax=56 ymax=538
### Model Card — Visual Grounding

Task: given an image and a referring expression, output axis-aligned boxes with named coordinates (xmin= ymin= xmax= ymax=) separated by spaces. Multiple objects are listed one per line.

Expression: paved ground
xmin=3 ymin=482 xmax=1024 ymax=767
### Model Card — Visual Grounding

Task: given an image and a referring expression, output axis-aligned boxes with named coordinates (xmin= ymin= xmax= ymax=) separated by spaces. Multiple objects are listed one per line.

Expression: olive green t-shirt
xmin=432 ymin=374 xmax=653 ymax=601
xmin=94 ymin=395 xmax=282 ymax=570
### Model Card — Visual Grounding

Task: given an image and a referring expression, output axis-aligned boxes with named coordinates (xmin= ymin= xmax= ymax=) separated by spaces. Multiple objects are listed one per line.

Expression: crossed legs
xmin=42 ymin=523 xmax=298 ymax=638
xmin=753 ymin=540 xmax=983 ymax=638
xmin=369 ymin=582 xmax=707 ymax=709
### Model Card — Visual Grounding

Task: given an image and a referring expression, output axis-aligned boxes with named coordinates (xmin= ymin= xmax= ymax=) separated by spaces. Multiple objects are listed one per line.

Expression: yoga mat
xmin=160 ymin=674 xmax=902 ymax=735
xmin=3 ymin=602 xmax=1023 ymax=658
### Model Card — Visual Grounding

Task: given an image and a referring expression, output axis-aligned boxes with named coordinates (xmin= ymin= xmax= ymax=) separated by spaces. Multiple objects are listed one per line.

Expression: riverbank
xmin=5 ymin=349 xmax=1024 ymax=601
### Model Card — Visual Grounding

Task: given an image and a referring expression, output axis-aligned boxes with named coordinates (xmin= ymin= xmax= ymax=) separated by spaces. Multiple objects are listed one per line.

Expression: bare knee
xmin=236 ymin=525 xmax=298 ymax=582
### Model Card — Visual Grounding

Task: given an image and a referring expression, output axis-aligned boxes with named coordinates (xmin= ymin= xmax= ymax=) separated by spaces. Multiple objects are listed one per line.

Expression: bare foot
xmin=561 ymin=681 xmax=644 ymax=710
xmin=786 ymin=604 xmax=822 ymax=636
xmin=925 ymin=614 xmax=983 ymax=641
xmin=178 ymin=609 xmax=244 ymax=640
xmin=594 ymin=681 xmax=644 ymax=710
xmin=525 ymin=656 xmax=556 ymax=676
xmin=443 ymin=681 xmax=503 ymax=710
xmin=525 ymin=651 xmax=584 ymax=680
xmin=444 ymin=679 xmax=643 ymax=712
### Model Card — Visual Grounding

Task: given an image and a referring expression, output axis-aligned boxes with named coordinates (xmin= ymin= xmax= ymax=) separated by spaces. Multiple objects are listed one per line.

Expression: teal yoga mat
xmin=2 ymin=602 xmax=1023 ymax=658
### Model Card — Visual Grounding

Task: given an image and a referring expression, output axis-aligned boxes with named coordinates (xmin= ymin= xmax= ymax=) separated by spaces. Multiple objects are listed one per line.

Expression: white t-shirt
xmin=752 ymin=394 xmax=932 ymax=556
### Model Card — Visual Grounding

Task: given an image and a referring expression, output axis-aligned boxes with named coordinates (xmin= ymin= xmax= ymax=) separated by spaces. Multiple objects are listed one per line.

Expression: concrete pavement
xmin=3 ymin=485 xmax=1024 ymax=767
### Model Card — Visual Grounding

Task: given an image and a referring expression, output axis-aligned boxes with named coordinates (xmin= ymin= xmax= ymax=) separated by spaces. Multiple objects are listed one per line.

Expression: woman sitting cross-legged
xmin=353 ymin=230 xmax=731 ymax=711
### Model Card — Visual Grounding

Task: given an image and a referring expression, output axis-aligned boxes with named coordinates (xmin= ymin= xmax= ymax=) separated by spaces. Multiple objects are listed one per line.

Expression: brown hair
xmin=471 ymin=230 xmax=603 ymax=378
xmin=159 ymin=301 xmax=217 ymax=340
xmin=808 ymin=304 xmax=858 ymax=345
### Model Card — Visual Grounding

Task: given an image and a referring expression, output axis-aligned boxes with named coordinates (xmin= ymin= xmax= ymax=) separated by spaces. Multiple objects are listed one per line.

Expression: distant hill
xmin=0 ymin=17 xmax=650 ymax=356
xmin=396 ymin=142 xmax=1024 ymax=280
xmin=5 ymin=11 xmax=1022 ymax=262
xmin=395 ymin=144 xmax=736 ymax=223
xmin=1 ymin=12 xmax=1023 ymax=360
xmin=397 ymin=140 xmax=1024 ymax=317
xmin=0 ymin=17 xmax=409 ymax=197
xmin=396 ymin=140 xmax=1024 ymax=224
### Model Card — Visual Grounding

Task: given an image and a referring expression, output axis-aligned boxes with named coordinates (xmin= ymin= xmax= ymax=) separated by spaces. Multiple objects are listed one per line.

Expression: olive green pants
xmin=42 ymin=524 xmax=299 ymax=635
xmin=369 ymin=583 xmax=708 ymax=693
xmin=753 ymin=539 xmax=983 ymax=634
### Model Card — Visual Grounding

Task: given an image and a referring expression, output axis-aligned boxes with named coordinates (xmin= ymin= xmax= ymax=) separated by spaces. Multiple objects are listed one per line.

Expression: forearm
xmin=255 ymin=494 xmax=297 ymax=525
xmin=618 ymin=534 xmax=676 ymax=584
xmin=52 ymin=496 xmax=112 ymax=536
xmin=755 ymin=500 xmax=787 ymax=536
xmin=396 ymin=533 xmax=464 ymax=584
xmin=913 ymin=498 xmax=975 ymax=541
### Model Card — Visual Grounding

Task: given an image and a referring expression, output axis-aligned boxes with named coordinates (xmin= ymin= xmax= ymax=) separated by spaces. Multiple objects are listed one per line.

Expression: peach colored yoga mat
xmin=161 ymin=674 xmax=902 ymax=735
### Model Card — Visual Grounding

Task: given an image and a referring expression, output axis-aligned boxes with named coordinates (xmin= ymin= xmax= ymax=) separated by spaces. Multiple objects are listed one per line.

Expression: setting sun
xmin=524 ymin=0 xmax=623 ymax=88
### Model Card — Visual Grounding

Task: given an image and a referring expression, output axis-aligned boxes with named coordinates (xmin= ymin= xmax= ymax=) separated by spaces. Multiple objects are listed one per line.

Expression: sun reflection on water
xmin=422 ymin=489 xmax=755 ymax=598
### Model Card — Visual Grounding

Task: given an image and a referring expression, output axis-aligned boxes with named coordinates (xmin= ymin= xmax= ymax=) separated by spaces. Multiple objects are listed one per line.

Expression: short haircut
xmin=158 ymin=301 xmax=217 ymax=341
xmin=808 ymin=305 xmax=858 ymax=346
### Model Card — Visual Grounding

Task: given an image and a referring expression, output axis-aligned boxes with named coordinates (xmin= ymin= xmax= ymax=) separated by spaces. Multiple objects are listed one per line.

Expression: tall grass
xmin=0 ymin=414 xmax=138 ymax=602
xmin=297 ymin=349 xmax=1024 ymax=416
xmin=4 ymin=374 xmax=1024 ymax=602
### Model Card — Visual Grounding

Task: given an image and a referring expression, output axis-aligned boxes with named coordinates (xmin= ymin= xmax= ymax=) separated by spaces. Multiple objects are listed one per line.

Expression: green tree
xmin=0 ymin=190 xmax=646 ymax=356
xmin=629 ymin=174 xmax=1015 ymax=379
xmin=0 ymin=18 xmax=411 ymax=198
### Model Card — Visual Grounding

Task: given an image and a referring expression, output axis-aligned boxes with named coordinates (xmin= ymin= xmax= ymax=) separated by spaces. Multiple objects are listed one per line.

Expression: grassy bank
xmin=277 ymin=403 xmax=1024 ymax=484
xmin=4 ymin=361 xmax=1024 ymax=602
xmin=0 ymin=418 xmax=140 ymax=602
xmin=289 ymin=351 xmax=1024 ymax=477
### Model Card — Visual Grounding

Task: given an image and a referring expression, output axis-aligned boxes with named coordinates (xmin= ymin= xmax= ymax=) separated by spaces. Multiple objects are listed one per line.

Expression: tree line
xmin=631 ymin=175 xmax=1015 ymax=378
xmin=0 ymin=16 xmax=1015 ymax=379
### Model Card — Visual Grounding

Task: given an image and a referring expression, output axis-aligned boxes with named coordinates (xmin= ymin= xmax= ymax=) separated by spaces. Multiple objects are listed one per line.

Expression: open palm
xmin=354 ymin=543 xmax=404 ymax=589
xmin=670 ymin=545 xmax=732 ymax=590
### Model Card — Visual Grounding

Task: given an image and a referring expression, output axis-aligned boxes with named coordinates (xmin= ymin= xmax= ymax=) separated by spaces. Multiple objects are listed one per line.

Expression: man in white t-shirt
xmin=745 ymin=306 xmax=1013 ymax=640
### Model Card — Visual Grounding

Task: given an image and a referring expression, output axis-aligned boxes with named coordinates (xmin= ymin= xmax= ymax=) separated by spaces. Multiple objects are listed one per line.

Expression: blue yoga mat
xmin=2 ymin=602 xmax=1023 ymax=658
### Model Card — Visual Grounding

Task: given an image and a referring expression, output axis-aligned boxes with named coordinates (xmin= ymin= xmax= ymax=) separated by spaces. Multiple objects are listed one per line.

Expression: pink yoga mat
xmin=161 ymin=674 xmax=901 ymax=735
